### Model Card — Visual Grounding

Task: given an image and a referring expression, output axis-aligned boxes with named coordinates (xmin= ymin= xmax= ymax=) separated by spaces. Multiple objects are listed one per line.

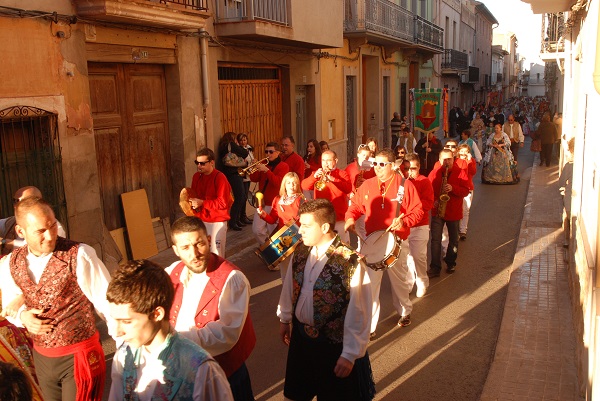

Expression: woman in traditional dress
xmin=470 ymin=112 xmax=486 ymax=153
xmin=482 ymin=123 xmax=519 ymax=185
xmin=257 ymin=172 xmax=304 ymax=279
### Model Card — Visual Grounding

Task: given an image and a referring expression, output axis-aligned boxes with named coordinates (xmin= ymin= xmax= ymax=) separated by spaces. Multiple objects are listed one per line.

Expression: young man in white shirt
xmin=107 ymin=259 xmax=233 ymax=401
xmin=278 ymin=199 xmax=374 ymax=401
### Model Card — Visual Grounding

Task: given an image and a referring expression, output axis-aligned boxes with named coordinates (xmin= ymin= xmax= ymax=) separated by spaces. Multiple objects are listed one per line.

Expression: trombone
xmin=238 ymin=157 xmax=269 ymax=176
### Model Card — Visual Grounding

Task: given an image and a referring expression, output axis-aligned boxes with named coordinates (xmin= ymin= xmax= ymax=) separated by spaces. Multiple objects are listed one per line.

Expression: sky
xmin=480 ymin=0 xmax=544 ymax=67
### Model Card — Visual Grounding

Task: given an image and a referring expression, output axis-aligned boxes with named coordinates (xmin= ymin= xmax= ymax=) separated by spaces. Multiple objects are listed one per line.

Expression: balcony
xmin=441 ymin=49 xmax=468 ymax=72
xmin=74 ymin=0 xmax=209 ymax=30
xmin=521 ymin=0 xmax=577 ymax=13
xmin=540 ymin=12 xmax=566 ymax=61
xmin=344 ymin=0 xmax=443 ymax=55
xmin=214 ymin=0 xmax=343 ymax=49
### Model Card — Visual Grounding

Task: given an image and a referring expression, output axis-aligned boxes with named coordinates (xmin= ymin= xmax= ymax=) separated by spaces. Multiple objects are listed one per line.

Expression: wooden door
xmin=89 ymin=63 xmax=171 ymax=231
xmin=218 ymin=65 xmax=282 ymax=156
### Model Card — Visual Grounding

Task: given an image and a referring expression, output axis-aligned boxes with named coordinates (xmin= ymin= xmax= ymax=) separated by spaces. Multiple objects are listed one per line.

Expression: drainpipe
xmin=594 ymin=4 xmax=600 ymax=94
xmin=200 ymin=28 xmax=210 ymax=108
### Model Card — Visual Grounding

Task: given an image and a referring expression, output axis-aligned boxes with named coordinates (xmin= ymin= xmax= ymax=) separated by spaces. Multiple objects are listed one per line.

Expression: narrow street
xmin=244 ymin=139 xmax=535 ymax=400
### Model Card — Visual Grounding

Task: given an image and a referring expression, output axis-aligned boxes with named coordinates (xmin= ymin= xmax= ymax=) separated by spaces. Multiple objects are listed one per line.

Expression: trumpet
xmin=315 ymin=168 xmax=330 ymax=191
xmin=238 ymin=158 xmax=268 ymax=176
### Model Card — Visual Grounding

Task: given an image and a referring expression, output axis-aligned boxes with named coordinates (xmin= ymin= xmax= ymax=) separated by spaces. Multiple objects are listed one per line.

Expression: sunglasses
xmin=445 ymin=145 xmax=457 ymax=149
xmin=12 ymin=198 xmax=20 ymax=204
xmin=371 ymin=161 xmax=392 ymax=167
xmin=408 ymin=167 xmax=419 ymax=170
xmin=358 ymin=144 xmax=369 ymax=150
xmin=194 ymin=160 xmax=209 ymax=166
xmin=265 ymin=150 xmax=276 ymax=154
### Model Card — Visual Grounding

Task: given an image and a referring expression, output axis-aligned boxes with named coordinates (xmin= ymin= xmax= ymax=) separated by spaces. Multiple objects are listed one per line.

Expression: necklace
xmin=378 ymin=177 xmax=394 ymax=209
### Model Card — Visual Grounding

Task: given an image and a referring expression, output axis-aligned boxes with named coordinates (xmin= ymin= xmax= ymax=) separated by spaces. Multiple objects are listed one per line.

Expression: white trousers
xmin=252 ymin=205 xmax=277 ymax=245
xmin=406 ymin=225 xmax=430 ymax=290
xmin=459 ymin=190 xmax=473 ymax=234
xmin=355 ymin=215 xmax=367 ymax=249
xmin=363 ymin=244 xmax=412 ymax=333
xmin=204 ymin=221 xmax=227 ymax=257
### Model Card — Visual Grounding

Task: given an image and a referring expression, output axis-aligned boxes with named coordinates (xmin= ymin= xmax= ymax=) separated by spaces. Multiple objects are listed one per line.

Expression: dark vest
xmin=10 ymin=237 xmax=96 ymax=348
xmin=291 ymin=236 xmax=359 ymax=343
xmin=169 ymin=255 xmax=256 ymax=377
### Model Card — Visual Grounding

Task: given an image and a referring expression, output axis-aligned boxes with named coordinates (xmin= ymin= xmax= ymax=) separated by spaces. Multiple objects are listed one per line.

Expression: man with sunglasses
xmin=503 ymin=114 xmax=524 ymax=161
xmin=190 ymin=148 xmax=233 ymax=256
xmin=0 ymin=186 xmax=66 ymax=256
xmin=345 ymin=149 xmax=423 ymax=332
xmin=427 ymin=149 xmax=470 ymax=278
xmin=302 ymin=150 xmax=352 ymax=243
xmin=249 ymin=142 xmax=289 ymax=244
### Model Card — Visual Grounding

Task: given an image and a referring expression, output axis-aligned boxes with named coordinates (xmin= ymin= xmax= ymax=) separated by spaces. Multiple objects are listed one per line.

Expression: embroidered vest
xmin=291 ymin=237 xmax=359 ymax=344
xmin=121 ymin=333 xmax=211 ymax=401
xmin=9 ymin=238 xmax=96 ymax=349
xmin=169 ymin=255 xmax=256 ymax=377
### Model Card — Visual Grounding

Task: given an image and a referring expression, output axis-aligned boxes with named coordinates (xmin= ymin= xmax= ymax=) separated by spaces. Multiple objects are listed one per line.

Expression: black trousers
xmin=541 ymin=143 xmax=554 ymax=166
xmin=226 ymin=173 xmax=246 ymax=225
xmin=33 ymin=349 xmax=77 ymax=401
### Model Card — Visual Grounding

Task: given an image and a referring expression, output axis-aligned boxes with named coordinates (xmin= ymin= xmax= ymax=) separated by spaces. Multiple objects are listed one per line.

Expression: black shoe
xmin=241 ymin=216 xmax=253 ymax=225
xmin=446 ymin=265 xmax=456 ymax=274
xmin=229 ymin=223 xmax=242 ymax=231
xmin=427 ymin=270 xmax=441 ymax=278
xmin=369 ymin=332 xmax=377 ymax=341
xmin=459 ymin=233 xmax=467 ymax=241
xmin=237 ymin=219 xmax=250 ymax=226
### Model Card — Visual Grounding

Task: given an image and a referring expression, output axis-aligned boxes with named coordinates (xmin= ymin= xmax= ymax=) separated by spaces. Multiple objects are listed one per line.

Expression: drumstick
xmin=255 ymin=192 xmax=264 ymax=209
xmin=375 ymin=213 xmax=405 ymax=244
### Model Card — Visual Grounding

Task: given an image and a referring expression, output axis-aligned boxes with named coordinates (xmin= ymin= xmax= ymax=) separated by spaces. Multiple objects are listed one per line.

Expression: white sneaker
xmin=416 ymin=286 xmax=427 ymax=298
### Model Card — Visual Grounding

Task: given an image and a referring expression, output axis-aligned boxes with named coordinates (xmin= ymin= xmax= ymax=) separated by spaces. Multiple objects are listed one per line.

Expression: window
xmin=0 ymin=106 xmax=68 ymax=233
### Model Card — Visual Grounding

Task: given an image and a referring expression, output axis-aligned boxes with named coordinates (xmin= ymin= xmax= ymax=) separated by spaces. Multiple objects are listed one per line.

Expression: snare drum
xmin=255 ymin=220 xmax=302 ymax=271
xmin=361 ymin=230 xmax=402 ymax=271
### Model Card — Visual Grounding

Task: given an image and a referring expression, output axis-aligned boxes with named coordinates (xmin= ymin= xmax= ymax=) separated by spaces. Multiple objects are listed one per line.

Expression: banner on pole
xmin=410 ymin=88 xmax=446 ymax=135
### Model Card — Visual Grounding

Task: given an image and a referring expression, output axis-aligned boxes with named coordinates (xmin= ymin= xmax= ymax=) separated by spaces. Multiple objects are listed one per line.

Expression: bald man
xmin=0 ymin=186 xmax=66 ymax=255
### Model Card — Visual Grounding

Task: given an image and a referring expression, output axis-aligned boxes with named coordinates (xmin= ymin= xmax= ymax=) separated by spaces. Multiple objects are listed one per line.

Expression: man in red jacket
xmin=302 ymin=150 xmax=352 ymax=242
xmin=405 ymin=154 xmax=434 ymax=297
xmin=167 ymin=216 xmax=256 ymax=401
xmin=345 ymin=149 xmax=423 ymax=332
xmin=250 ymin=142 xmax=289 ymax=244
xmin=427 ymin=149 xmax=470 ymax=277
xmin=190 ymin=148 xmax=233 ymax=256
xmin=280 ymin=135 xmax=305 ymax=179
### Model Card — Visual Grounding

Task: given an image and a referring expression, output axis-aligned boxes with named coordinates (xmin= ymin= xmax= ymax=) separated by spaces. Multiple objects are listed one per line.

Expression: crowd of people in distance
xmin=0 ymin=95 xmax=560 ymax=401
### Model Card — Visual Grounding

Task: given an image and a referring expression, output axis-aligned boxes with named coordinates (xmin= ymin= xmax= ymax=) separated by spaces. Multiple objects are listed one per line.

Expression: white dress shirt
xmin=108 ymin=337 xmax=233 ymax=401
xmin=277 ymin=237 xmax=372 ymax=363
xmin=165 ymin=260 xmax=251 ymax=357
xmin=0 ymin=243 xmax=112 ymax=329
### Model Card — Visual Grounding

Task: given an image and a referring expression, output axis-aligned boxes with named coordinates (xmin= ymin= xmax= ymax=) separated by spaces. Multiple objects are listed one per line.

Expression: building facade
xmin=524 ymin=0 xmax=600 ymax=397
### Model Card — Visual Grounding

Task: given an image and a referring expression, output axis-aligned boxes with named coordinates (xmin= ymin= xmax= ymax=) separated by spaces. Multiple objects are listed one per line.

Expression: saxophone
xmin=437 ymin=165 xmax=450 ymax=218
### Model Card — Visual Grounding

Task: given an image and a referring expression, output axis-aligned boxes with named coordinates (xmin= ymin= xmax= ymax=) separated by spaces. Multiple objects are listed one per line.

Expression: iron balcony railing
xmin=541 ymin=12 xmax=565 ymax=54
xmin=160 ymin=0 xmax=208 ymax=11
xmin=441 ymin=49 xmax=468 ymax=70
xmin=344 ymin=0 xmax=443 ymax=51
xmin=216 ymin=0 xmax=289 ymax=25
